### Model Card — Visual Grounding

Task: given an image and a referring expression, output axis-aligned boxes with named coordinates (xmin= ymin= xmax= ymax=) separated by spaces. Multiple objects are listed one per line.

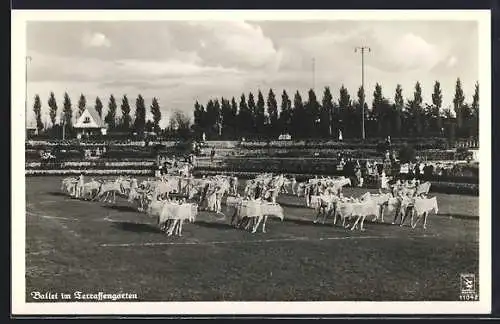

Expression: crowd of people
xmin=157 ymin=154 xmax=195 ymax=176
xmin=337 ymin=153 xmax=472 ymax=191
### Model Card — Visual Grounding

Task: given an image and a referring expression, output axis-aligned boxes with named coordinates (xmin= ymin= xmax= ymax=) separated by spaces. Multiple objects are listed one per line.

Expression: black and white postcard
xmin=12 ymin=9 xmax=492 ymax=315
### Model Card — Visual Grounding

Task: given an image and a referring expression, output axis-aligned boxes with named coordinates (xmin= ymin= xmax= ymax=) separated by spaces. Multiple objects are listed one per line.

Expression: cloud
xmin=187 ymin=21 xmax=281 ymax=70
xmin=26 ymin=20 xmax=479 ymax=126
xmin=82 ymin=32 xmax=111 ymax=48
xmin=113 ymin=58 xmax=241 ymax=79
xmin=376 ymin=32 xmax=442 ymax=71
xmin=446 ymin=55 xmax=458 ymax=68
xmin=27 ymin=48 xmax=241 ymax=86
xmin=99 ymin=80 xmax=183 ymax=90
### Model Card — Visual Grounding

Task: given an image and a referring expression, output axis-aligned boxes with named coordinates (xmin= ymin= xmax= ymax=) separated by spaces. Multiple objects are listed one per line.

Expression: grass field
xmin=25 ymin=176 xmax=479 ymax=302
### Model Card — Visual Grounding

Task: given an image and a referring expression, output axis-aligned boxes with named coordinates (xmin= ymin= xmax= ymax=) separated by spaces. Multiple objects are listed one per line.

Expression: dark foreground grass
xmin=25 ymin=177 xmax=479 ymax=302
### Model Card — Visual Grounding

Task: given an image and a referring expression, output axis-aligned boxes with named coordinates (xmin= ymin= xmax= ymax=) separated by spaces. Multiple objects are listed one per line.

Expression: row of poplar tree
xmin=192 ymin=78 xmax=479 ymax=140
xmin=31 ymin=92 xmax=163 ymax=136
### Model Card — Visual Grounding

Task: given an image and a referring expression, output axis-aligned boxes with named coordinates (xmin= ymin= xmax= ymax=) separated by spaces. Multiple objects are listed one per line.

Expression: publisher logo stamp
xmin=459 ymin=273 xmax=478 ymax=301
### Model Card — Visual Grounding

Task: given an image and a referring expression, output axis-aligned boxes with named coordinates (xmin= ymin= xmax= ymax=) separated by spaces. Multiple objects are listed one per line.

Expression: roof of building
xmin=88 ymin=106 xmax=106 ymax=127
xmin=74 ymin=106 xmax=107 ymax=129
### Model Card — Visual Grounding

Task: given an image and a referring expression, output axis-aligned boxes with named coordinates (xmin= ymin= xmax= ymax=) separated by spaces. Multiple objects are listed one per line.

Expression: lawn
xmin=25 ymin=176 xmax=479 ymax=302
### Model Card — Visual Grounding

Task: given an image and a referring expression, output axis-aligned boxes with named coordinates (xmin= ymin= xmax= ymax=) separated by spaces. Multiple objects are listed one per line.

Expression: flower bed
xmin=103 ymin=161 xmax=155 ymax=167
xmin=238 ymin=138 xmax=451 ymax=150
xmin=25 ymin=162 xmax=156 ymax=170
xmin=199 ymin=145 xmax=458 ymax=160
xmin=204 ymin=141 xmax=240 ymax=149
xmin=27 ymin=157 xmax=157 ymax=163
xmin=26 ymin=162 xmax=42 ymax=168
xmin=25 ymin=169 xmax=155 ymax=176
xmin=102 ymin=150 xmax=155 ymax=159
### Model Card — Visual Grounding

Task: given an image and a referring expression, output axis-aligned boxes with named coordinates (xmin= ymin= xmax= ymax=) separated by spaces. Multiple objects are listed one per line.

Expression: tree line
xmin=32 ymin=93 xmax=167 ymax=138
xmin=192 ymin=78 xmax=479 ymax=141
xmin=31 ymin=77 xmax=479 ymax=142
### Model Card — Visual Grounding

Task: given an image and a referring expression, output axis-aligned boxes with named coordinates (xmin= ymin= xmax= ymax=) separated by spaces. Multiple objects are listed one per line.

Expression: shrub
xmin=25 ymin=169 xmax=155 ymax=176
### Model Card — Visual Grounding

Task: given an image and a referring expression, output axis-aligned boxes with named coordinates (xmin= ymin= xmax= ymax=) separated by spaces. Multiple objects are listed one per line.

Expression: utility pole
xmin=218 ymin=112 xmax=222 ymax=137
xmin=312 ymin=57 xmax=315 ymax=92
xmin=25 ymin=56 xmax=32 ymax=139
xmin=354 ymin=46 xmax=370 ymax=140
xmin=61 ymin=112 xmax=66 ymax=140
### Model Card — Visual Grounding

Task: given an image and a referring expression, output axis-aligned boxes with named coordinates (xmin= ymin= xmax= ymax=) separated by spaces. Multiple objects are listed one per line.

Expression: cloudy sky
xmin=26 ymin=20 xmax=478 ymax=128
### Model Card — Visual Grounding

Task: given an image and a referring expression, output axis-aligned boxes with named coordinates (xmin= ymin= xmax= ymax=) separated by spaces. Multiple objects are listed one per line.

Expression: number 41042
xmin=460 ymin=293 xmax=479 ymax=301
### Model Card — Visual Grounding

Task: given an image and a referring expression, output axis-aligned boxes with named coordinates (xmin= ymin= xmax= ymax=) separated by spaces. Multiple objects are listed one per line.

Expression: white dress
xmin=380 ymin=173 xmax=388 ymax=189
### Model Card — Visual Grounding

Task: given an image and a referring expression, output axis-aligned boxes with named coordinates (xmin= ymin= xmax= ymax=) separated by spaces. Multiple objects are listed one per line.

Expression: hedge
xmin=25 ymin=138 xmax=476 ymax=155
xmin=101 ymin=150 xmax=156 ymax=159
xmin=191 ymin=170 xmax=478 ymax=196
xmin=222 ymin=148 xmax=457 ymax=160
xmin=26 ymin=161 xmax=156 ymax=169
xmin=196 ymin=158 xmax=478 ymax=182
xmin=238 ymin=138 xmax=451 ymax=150
xmin=26 ymin=163 xmax=156 ymax=170
xmin=25 ymin=169 xmax=155 ymax=176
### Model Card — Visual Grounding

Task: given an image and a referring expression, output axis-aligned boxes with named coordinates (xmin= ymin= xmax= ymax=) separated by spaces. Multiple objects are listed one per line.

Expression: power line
xmin=354 ymin=46 xmax=371 ymax=140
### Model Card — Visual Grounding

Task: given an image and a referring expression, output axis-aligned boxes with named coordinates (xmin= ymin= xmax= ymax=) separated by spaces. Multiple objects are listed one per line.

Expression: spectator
xmin=376 ymin=163 xmax=384 ymax=175
xmin=408 ymin=162 xmax=414 ymax=178
xmin=414 ymin=163 xmax=420 ymax=179
xmin=355 ymin=167 xmax=362 ymax=187
xmin=391 ymin=150 xmax=397 ymax=163
xmin=423 ymin=164 xmax=434 ymax=180
xmin=255 ymin=181 xmax=263 ymax=199
xmin=361 ymin=161 xmax=368 ymax=179
xmin=210 ymin=147 xmax=215 ymax=162
xmin=380 ymin=170 xmax=388 ymax=189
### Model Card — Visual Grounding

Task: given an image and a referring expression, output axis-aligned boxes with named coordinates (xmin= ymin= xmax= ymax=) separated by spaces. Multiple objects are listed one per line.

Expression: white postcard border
xmin=11 ymin=9 xmax=492 ymax=315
